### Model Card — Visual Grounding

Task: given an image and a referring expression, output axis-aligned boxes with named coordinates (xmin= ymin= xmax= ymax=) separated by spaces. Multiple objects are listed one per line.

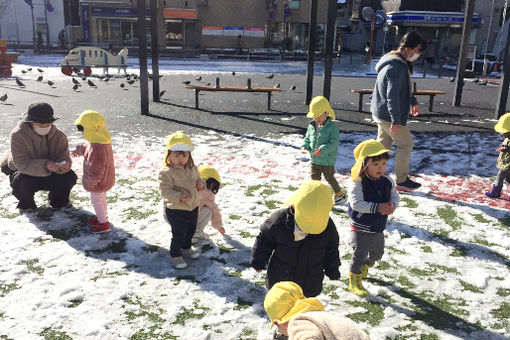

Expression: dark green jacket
xmin=497 ymin=137 xmax=510 ymax=171
xmin=302 ymin=117 xmax=340 ymax=166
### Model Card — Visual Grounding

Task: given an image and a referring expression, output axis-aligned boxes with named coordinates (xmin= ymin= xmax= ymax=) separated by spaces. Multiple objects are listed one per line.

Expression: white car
xmin=60 ymin=46 xmax=128 ymax=76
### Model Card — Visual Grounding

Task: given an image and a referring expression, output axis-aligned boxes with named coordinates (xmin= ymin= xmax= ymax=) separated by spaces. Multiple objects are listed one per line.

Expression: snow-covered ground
xmin=0 ymin=57 xmax=509 ymax=340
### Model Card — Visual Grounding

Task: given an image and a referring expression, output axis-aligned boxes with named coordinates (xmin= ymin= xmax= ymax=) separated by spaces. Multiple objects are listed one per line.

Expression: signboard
xmin=244 ymin=27 xmax=265 ymax=37
xmin=223 ymin=26 xmax=243 ymax=37
xmin=202 ymin=25 xmax=223 ymax=36
xmin=81 ymin=3 xmax=90 ymax=42
xmin=163 ymin=8 xmax=197 ymax=19
xmin=387 ymin=11 xmax=482 ymax=27
xmin=91 ymin=6 xmax=150 ymax=17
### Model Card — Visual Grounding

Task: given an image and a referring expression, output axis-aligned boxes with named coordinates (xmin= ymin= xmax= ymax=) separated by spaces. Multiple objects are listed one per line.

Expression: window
xmin=165 ymin=20 xmax=184 ymax=48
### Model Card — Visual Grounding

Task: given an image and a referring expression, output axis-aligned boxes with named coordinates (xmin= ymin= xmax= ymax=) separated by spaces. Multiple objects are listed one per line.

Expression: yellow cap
xmin=264 ymin=281 xmax=324 ymax=328
xmin=495 ymin=113 xmax=510 ymax=134
xmin=198 ymin=165 xmax=221 ymax=183
xmin=74 ymin=110 xmax=111 ymax=144
xmin=163 ymin=131 xmax=194 ymax=164
xmin=285 ymin=181 xmax=333 ymax=234
xmin=306 ymin=96 xmax=335 ymax=120
xmin=351 ymin=139 xmax=391 ymax=180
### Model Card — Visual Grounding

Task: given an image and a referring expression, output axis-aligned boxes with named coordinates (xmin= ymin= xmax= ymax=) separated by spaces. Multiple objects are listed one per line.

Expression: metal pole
xmin=137 ymin=0 xmax=149 ymax=115
xmin=306 ymin=0 xmax=318 ymax=105
xmin=323 ymin=0 xmax=336 ymax=100
xmin=495 ymin=22 xmax=510 ymax=118
xmin=150 ymin=0 xmax=160 ymax=102
xmin=497 ymin=0 xmax=509 ymax=61
xmin=30 ymin=4 xmax=36 ymax=52
xmin=453 ymin=0 xmax=475 ymax=106
xmin=44 ymin=0 xmax=50 ymax=48
xmin=482 ymin=0 xmax=495 ymax=77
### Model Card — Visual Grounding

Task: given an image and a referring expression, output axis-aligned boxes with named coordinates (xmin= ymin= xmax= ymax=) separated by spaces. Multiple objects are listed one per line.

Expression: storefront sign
xmin=244 ymin=27 xmax=265 ymax=38
xmin=223 ymin=26 xmax=243 ymax=36
xmin=163 ymin=8 xmax=197 ymax=19
xmin=81 ymin=3 xmax=90 ymax=42
xmin=90 ymin=6 xmax=150 ymax=17
xmin=387 ymin=11 xmax=481 ymax=27
xmin=202 ymin=26 xmax=223 ymax=36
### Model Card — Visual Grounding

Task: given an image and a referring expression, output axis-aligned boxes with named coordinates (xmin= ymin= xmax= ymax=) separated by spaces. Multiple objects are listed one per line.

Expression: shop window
xmin=165 ymin=20 xmax=184 ymax=48
xmin=289 ymin=1 xmax=300 ymax=10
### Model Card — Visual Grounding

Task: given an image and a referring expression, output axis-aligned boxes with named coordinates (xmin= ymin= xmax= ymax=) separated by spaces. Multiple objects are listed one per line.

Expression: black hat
xmin=23 ymin=103 xmax=58 ymax=123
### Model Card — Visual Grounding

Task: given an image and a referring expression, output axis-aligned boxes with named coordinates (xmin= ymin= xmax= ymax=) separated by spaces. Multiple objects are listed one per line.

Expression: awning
xmin=387 ymin=11 xmax=481 ymax=28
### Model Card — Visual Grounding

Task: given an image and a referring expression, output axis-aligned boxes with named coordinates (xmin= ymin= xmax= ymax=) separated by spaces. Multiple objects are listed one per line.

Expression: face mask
xmin=33 ymin=125 xmax=52 ymax=136
xmin=294 ymin=223 xmax=308 ymax=241
xmin=407 ymin=52 xmax=420 ymax=62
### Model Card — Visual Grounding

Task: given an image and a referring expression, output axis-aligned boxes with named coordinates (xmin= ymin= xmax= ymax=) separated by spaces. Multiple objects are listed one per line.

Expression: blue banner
xmin=81 ymin=3 xmax=90 ymax=42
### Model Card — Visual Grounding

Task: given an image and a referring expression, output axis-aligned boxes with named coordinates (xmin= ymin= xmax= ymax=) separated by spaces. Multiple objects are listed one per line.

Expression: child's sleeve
xmin=250 ymin=214 xmax=277 ymax=271
xmin=157 ymin=168 xmax=182 ymax=203
xmin=302 ymin=125 xmax=312 ymax=151
xmin=323 ymin=220 xmax=341 ymax=280
xmin=348 ymin=180 xmax=379 ymax=214
xmin=208 ymin=196 xmax=223 ymax=230
xmin=389 ymin=177 xmax=400 ymax=209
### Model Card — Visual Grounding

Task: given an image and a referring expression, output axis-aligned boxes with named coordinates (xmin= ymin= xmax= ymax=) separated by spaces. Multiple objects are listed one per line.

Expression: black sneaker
xmin=396 ymin=177 xmax=421 ymax=191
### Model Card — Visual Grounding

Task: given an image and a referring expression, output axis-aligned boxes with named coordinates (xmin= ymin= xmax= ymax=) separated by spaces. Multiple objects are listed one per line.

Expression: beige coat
xmin=199 ymin=188 xmax=223 ymax=230
xmin=288 ymin=311 xmax=371 ymax=340
xmin=6 ymin=121 xmax=72 ymax=177
xmin=158 ymin=164 xmax=201 ymax=211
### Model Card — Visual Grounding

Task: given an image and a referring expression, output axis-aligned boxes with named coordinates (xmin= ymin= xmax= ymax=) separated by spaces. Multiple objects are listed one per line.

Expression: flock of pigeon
xmin=180 ymin=72 xmax=298 ymax=92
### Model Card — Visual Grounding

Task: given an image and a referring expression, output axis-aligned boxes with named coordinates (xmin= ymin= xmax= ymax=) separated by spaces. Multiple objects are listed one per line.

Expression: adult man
xmin=1 ymin=103 xmax=77 ymax=211
xmin=370 ymin=31 xmax=426 ymax=191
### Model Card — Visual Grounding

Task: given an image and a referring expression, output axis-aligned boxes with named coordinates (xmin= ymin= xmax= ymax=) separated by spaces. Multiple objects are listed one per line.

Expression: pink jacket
xmin=82 ymin=142 xmax=115 ymax=192
xmin=199 ymin=188 xmax=223 ymax=230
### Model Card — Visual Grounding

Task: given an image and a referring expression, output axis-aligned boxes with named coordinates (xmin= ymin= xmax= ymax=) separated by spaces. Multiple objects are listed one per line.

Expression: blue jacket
xmin=347 ymin=175 xmax=399 ymax=233
xmin=370 ymin=53 xmax=418 ymax=126
xmin=302 ymin=117 xmax=340 ymax=166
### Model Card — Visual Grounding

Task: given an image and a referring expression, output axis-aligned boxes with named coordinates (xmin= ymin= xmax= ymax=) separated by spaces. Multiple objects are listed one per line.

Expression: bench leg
xmin=428 ymin=95 xmax=435 ymax=112
xmin=195 ymin=89 xmax=200 ymax=109
xmin=358 ymin=94 xmax=364 ymax=112
xmin=267 ymin=91 xmax=272 ymax=110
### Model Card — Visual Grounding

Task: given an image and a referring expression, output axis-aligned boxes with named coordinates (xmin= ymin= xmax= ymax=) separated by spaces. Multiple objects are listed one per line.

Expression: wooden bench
xmin=350 ymin=88 xmax=446 ymax=112
xmin=186 ymin=84 xmax=281 ymax=110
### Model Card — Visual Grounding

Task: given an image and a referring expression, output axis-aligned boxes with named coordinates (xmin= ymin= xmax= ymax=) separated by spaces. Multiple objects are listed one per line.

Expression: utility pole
xmin=44 ymin=0 xmax=50 ymax=48
xmin=150 ymin=0 xmax=160 ymax=102
xmin=306 ymin=0 xmax=318 ymax=105
xmin=495 ymin=17 xmax=510 ymax=118
xmin=482 ymin=0 xmax=495 ymax=78
xmin=30 ymin=3 xmax=36 ymax=52
xmin=453 ymin=0 xmax=475 ymax=106
xmin=323 ymin=0 xmax=336 ymax=100
xmin=137 ymin=0 xmax=149 ymax=115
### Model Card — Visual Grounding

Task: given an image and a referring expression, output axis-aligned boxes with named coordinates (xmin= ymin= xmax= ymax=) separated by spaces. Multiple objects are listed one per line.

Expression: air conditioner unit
xmin=197 ymin=0 xmax=208 ymax=7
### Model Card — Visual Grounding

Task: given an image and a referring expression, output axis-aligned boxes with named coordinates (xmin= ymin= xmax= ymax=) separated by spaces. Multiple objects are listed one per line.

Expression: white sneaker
xmin=170 ymin=256 xmax=187 ymax=269
xmin=182 ymin=248 xmax=200 ymax=259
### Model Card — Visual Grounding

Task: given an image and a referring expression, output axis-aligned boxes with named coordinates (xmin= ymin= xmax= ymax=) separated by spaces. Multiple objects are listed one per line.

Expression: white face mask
xmin=407 ymin=52 xmax=420 ymax=62
xmin=33 ymin=125 xmax=52 ymax=136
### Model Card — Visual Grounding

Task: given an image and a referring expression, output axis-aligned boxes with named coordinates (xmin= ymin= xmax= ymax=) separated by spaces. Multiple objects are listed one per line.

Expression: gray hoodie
xmin=370 ymin=52 xmax=417 ymax=126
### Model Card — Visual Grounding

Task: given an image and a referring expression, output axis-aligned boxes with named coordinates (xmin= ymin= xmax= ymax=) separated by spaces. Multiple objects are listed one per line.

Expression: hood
xmin=375 ymin=53 xmax=406 ymax=73
xmin=74 ymin=110 xmax=111 ymax=144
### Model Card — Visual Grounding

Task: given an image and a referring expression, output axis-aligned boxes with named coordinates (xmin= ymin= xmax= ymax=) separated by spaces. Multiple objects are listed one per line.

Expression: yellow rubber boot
xmin=360 ymin=262 xmax=374 ymax=279
xmin=349 ymin=272 xmax=369 ymax=296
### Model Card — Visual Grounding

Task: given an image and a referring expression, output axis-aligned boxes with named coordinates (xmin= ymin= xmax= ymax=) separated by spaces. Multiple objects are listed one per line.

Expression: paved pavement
xmin=0 ymin=63 xmax=506 ymax=144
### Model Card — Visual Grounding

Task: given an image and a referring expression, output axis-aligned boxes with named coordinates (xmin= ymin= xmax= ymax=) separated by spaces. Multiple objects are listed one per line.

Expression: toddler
xmin=486 ymin=113 xmax=510 ymax=198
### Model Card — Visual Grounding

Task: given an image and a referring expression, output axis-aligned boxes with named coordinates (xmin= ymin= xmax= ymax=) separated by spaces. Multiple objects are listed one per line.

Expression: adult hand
xmin=180 ymin=192 xmax=190 ymax=202
xmin=411 ymin=105 xmax=420 ymax=117
xmin=389 ymin=124 xmax=401 ymax=134
xmin=58 ymin=160 xmax=71 ymax=172
xmin=46 ymin=161 xmax=60 ymax=172
xmin=313 ymin=148 xmax=322 ymax=156
xmin=216 ymin=226 xmax=226 ymax=234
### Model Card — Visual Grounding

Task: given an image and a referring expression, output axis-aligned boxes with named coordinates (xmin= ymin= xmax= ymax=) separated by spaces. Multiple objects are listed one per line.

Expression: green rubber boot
xmin=349 ymin=272 xmax=369 ymax=297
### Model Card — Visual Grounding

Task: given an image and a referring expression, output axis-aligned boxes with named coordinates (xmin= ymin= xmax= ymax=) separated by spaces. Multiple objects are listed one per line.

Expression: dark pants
xmin=495 ymin=169 xmax=510 ymax=187
xmin=311 ymin=163 xmax=341 ymax=193
xmin=165 ymin=207 xmax=198 ymax=257
xmin=9 ymin=171 xmax=77 ymax=210
xmin=349 ymin=230 xmax=385 ymax=274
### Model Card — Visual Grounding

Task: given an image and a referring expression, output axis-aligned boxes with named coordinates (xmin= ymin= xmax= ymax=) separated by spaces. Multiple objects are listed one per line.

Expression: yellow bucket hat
xmin=163 ymin=131 xmax=194 ymax=164
xmin=264 ymin=281 xmax=324 ymax=328
xmin=74 ymin=110 xmax=111 ymax=144
xmin=284 ymin=181 xmax=333 ymax=234
xmin=198 ymin=165 xmax=221 ymax=183
xmin=351 ymin=139 xmax=392 ymax=180
xmin=495 ymin=113 xmax=510 ymax=134
xmin=306 ymin=96 xmax=336 ymax=120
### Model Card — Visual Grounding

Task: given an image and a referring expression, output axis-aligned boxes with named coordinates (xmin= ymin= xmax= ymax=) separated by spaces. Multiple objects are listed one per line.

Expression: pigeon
xmin=148 ymin=74 xmax=153 ymax=80
xmin=47 ymin=80 xmax=54 ymax=87
xmin=37 ymin=68 xmax=44 ymax=73
xmin=81 ymin=76 xmax=86 ymax=81
xmin=182 ymin=80 xmax=191 ymax=85
xmin=127 ymin=75 xmax=131 ymax=81
xmin=27 ymin=67 xmax=32 ymax=72
xmin=120 ymin=83 xmax=125 ymax=88
xmin=127 ymin=79 xmax=135 ymax=85
xmin=290 ymin=84 xmax=297 ymax=91
xmin=449 ymin=77 xmax=456 ymax=82
xmin=133 ymin=74 xmax=138 ymax=80
xmin=21 ymin=70 xmax=27 ymax=74
xmin=72 ymin=84 xmax=79 ymax=91
xmin=159 ymin=90 xmax=166 ymax=98
xmin=72 ymin=78 xmax=80 ymax=85
xmin=0 ymin=93 xmax=7 ymax=102
xmin=205 ymin=82 xmax=211 ymax=86
xmin=196 ymin=75 xmax=202 ymax=81
xmin=473 ymin=78 xmax=479 ymax=83
xmin=104 ymin=77 xmax=109 ymax=83
xmin=15 ymin=78 xmax=25 ymax=87
xmin=274 ymin=83 xmax=280 ymax=88
xmin=479 ymin=79 xmax=487 ymax=86
xmin=232 ymin=71 xmax=236 ymax=76
xmin=36 ymin=76 xmax=43 ymax=82
xmin=87 ymin=79 xmax=96 ymax=87
xmin=266 ymin=73 xmax=274 ymax=79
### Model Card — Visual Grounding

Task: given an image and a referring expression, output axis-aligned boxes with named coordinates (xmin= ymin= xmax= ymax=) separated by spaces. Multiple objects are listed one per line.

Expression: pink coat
xmin=82 ymin=142 xmax=115 ymax=192
xmin=199 ymin=188 xmax=223 ymax=230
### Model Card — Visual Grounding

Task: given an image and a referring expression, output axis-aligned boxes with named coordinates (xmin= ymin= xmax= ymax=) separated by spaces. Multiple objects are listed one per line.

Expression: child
xmin=250 ymin=180 xmax=341 ymax=297
xmin=192 ymin=165 xmax=226 ymax=244
xmin=347 ymin=139 xmax=399 ymax=296
xmin=486 ymin=113 xmax=510 ymax=198
xmin=158 ymin=131 xmax=204 ymax=269
xmin=302 ymin=96 xmax=346 ymax=205
xmin=73 ymin=110 xmax=115 ymax=233
xmin=264 ymin=281 xmax=371 ymax=340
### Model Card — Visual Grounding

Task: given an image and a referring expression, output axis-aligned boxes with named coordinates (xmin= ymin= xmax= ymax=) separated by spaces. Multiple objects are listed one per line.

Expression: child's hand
xmin=216 ymin=226 xmax=225 ymax=234
xmin=196 ymin=179 xmax=205 ymax=190
xmin=386 ymin=201 xmax=395 ymax=215
xmin=180 ymin=192 xmax=190 ymax=202
xmin=313 ymin=148 xmax=322 ymax=156
xmin=377 ymin=202 xmax=394 ymax=215
xmin=72 ymin=145 xmax=85 ymax=157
